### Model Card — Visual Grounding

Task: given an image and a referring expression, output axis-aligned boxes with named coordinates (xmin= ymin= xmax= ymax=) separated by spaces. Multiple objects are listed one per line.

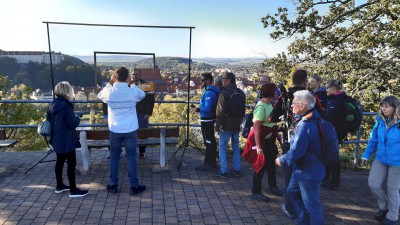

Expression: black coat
xmin=325 ymin=92 xmax=348 ymax=142
xmin=48 ymin=96 xmax=81 ymax=154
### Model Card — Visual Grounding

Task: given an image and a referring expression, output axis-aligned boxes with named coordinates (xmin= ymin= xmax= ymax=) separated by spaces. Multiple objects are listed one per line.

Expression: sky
xmin=0 ymin=0 xmax=295 ymax=58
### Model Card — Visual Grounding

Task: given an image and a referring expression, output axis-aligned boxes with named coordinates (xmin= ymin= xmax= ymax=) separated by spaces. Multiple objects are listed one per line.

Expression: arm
xmin=200 ymin=90 xmax=217 ymax=115
xmin=215 ymin=92 xmax=227 ymax=131
xmin=279 ymin=122 xmax=312 ymax=166
xmin=64 ymin=106 xmax=80 ymax=129
xmin=253 ymin=121 xmax=264 ymax=155
xmin=146 ymin=94 xmax=156 ymax=116
xmin=97 ymin=83 xmax=113 ymax=103
xmin=131 ymin=84 xmax=146 ymax=102
xmin=362 ymin=121 xmax=379 ymax=160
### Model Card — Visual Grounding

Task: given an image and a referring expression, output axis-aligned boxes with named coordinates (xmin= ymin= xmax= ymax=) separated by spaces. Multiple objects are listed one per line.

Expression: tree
xmin=261 ymin=1 xmax=400 ymax=99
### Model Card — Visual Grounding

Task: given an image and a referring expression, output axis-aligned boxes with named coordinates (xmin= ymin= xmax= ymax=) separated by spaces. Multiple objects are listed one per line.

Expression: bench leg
xmin=160 ymin=129 xmax=166 ymax=168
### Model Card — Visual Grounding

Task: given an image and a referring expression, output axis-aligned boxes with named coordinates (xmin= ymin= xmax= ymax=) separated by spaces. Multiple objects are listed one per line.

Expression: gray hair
xmin=54 ymin=81 xmax=74 ymax=101
xmin=293 ymin=90 xmax=315 ymax=110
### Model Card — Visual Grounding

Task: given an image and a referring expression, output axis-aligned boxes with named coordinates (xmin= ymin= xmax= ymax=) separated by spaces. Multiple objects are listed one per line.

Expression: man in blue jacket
xmin=275 ymin=90 xmax=325 ymax=225
xmin=192 ymin=72 xmax=220 ymax=171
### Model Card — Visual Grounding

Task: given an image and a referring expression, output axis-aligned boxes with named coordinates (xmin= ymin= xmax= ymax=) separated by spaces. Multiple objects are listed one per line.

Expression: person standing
xmin=250 ymin=82 xmax=280 ymax=202
xmin=48 ymin=81 xmax=88 ymax=198
xmin=215 ymin=72 xmax=246 ymax=178
xmin=192 ymin=72 xmax=220 ymax=171
xmin=323 ymin=79 xmax=347 ymax=189
xmin=309 ymin=74 xmax=327 ymax=109
xmin=275 ymin=90 xmax=325 ymax=225
xmin=97 ymin=67 xmax=146 ymax=195
xmin=362 ymin=96 xmax=400 ymax=225
xmin=132 ymin=69 xmax=155 ymax=159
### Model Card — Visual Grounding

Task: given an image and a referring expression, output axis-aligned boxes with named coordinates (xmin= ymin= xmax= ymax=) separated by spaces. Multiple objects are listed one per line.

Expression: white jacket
xmin=97 ymin=82 xmax=145 ymax=133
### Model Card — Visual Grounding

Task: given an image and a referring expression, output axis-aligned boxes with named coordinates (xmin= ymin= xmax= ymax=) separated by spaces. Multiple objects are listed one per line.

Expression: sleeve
xmin=200 ymin=90 xmax=217 ymax=115
xmin=97 ymin=83 xmax=113 ymax=103
xmin=362 ymin=121 xmax=379 ymax=159
xmin=64 ymin=106 xmax=80 ymax=129
xmin=253 ymin=104 xmax=264 ymax=122
xmin=279 ymin=123 xmax=312 ymax=166
xmin=146 ymin=94 xmax=156 ymax=116
xmin=215 ymin=92 xmax=227 ymax=129
xmin=131 ymin=84 xmax=146 ymax=102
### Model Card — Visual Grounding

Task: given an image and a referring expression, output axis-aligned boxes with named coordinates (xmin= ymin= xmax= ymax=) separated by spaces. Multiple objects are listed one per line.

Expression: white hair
xmin=293 ymin=90 xmax=315 ymax=110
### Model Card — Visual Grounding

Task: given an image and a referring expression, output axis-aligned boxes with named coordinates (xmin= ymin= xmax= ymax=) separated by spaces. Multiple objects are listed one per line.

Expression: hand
xmin=360 ymin=158 xmax=368 ymax=166
xmin=275 ymin=158 xmax=282 ymax=167
xmin=144 ymin=115 xmax=150 ymax=120
xmin=191 ymin=107 xmax=197 ymax=112
xmin=109 ymin=73 xmax=118 ymax=86
xmin=256 ymin=146 xmax=263 ymax=155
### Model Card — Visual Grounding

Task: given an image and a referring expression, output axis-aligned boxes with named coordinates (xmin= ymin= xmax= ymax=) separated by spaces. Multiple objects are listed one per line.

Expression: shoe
xmin=249 ymin=193 xmax=270 ymax=202
xmin=216 ymin=171 xmax=229 ymax=179
xmin=375 ymin=209 xmax=389 ymax=222
xmin=321 ymin=181 xmax=339 ymax=190
xmin=382 ymin=218 xmax=398 ymax=225
xmin=130 ymin=185 xmax=146 ymax=195
xmin=55 ymin=184 xmax=70 ymax=194
xmin=231 ymin=170 xmax=241 ymax=177
xmin=281 ymin=203 xmax=296 ymax=219
xmin=269 ymin=186 xmax=283 ymax=196
xmin=69 ymin=188 xmax=88 ymax=198
xmin=107 ymin=184 xmax=118 ymax=194
xmin=139 ymin=153 xmax=146 ymax=159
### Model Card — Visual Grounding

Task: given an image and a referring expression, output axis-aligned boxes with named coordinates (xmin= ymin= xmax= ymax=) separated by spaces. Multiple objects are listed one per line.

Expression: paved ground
xmin=0 ymin=147 xmax=383 ymax=225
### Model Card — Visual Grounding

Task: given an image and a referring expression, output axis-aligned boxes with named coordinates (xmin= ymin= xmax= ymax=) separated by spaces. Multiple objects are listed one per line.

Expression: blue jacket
xmin=48 ymin=96 xmax=81 ymax=154
xmin=362 ymin=115 xmax=400 ymax=166
xmin=199 ymin=85 xmax=220 ymax=120
xmin=279 ymin=109 xmax=325 ymax=181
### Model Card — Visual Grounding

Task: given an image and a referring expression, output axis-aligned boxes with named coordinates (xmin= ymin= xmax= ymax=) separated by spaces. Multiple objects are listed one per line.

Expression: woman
xmin=323 ymin=79 xmax=347 ymax=189
xmin=362 ymin=96 xmax=400 ymax=225
xmin=48 ymin=81 xmax=88 ymax=198
xmin=309 ymin=74 xmax=327 ymax=109
xmin=249 ymin=82 xmax=280 ymax=202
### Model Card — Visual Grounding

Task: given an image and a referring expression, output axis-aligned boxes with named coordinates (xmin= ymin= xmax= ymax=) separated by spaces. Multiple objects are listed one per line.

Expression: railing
xmin=0 ymin=99 xmax=377 ymax=167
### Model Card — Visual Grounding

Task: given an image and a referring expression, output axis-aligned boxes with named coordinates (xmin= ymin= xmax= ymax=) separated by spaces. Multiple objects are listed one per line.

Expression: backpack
xmin=241 ymin=111 xmax=253 ymax=138
xmin=227 ymin=88 xmax=246 ymax=117
xmin=316 ymin=119 xmax=340 ymax=166
xmin=343 ymin=96 xmax=363 ymax=133
xmin=38 ymin=119 xmax=51 ymax=137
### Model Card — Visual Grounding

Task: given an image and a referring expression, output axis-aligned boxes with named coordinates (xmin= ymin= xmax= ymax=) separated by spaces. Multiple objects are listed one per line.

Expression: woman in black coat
xmin=48 ymin=81 xmax=88 ymax=198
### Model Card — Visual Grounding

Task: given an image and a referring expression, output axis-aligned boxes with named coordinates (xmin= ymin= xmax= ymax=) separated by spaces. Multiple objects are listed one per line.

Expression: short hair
xmin=201 ymin=72 xmax=213 ymax=83
xmin=224 ymin=72 xmax=236 ymax=84
xmin=380 ymin=95 xmax=400 ymax=123
xmin=292 ymin=69 xmax=308 ymax=86
xmin=116 ymin=67 xmax=129 ymax=82
xmin=326 ymin=79 xmax=343 ymax=90
xmin=311 ymin=74 xmax=323 ymax=84
xmin=215 ymin=75 xmax=223 ymax=87
xmin=293 ymin=90 xmax=316 ymax=110
xmin=54 ymin=81 xmax=74 ymax=100
xmin=261 ymin=83 xmax=277 ymax=98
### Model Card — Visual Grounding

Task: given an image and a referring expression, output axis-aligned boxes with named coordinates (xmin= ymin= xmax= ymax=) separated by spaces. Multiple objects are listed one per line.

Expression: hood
xmin=49 ymin=96 xmax=73 ymax=113
xmin=297 ymin=109 xmax=321 ymax=123
xmin=206 ymin=85 xmax=220 ymax=94
xmin=327 ymin=91 xmax=347 ymax=100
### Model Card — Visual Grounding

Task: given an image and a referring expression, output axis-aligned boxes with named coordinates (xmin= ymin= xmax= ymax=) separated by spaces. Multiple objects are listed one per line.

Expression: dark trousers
xmin=281 ymin=140 xmax=295 ymax=214
xmin=138 ymin=114 xmax=149 ymax=154
xmin=201 ymin=121 xmax=217 ymax=165
xmin=252 ymin=139 xmax=278 ymax=194
xmin=55 ymin=150 xmax=77 ymax=192
xmin=324 ymin=163 xmax=341 ymax=186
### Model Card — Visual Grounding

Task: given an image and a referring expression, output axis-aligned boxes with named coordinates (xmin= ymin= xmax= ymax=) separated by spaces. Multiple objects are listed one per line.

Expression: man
xmin=132 ymin=69 xmax=155 ymax=159
xmin=215 ymin=72 xmax=246 ymax=178
xmin=192 ymin=73 xmax=220 ymax=171
xmin=97 ymin=67 xmax=146 ymax=195
xmin=275 ymin=90 xmax=325 ymax=225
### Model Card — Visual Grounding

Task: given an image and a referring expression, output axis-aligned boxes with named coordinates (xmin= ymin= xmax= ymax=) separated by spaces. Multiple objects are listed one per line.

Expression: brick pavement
xmin=0 ymin=148 xmax=383 ymax=225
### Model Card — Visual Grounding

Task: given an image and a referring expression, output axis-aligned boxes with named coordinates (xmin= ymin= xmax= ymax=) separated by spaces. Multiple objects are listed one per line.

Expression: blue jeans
xmin=287 ymin=175 xmax=323 ymax=225
xmin=219 ymin=130 xmax=240 ymax=173
xmin=109 ymin=130 xmax=139 ymax=187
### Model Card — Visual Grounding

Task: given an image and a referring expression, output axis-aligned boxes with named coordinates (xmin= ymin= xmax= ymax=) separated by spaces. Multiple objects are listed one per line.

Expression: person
xmin=48 ymin=81 xmax=88 ymax=198
xmin=255 ymin=75 xmax=280 ymax=105
xmin=361 ymin=96 xmax=400 ymax=225
xmin=309 ymin=74 xmax=327 ymax=109
xmin=250 ymin=82 xmax=280 ymax=202
xmin=275 ymin=90 xmax=325 ymax=225
xmin=215 ymin=72 xmax=246 ymax=179
xmin=214 ymin=75 xmax=224 ymax=91
xmin=132 ymin=69 xmax=155 ymax=159
xmin=97 ymin=67 xmax=146 ymax=195
xmin=192 ymin=72 xmax=220 ymax=171
xmin=323 ymin=79 xmax=347 ymax=189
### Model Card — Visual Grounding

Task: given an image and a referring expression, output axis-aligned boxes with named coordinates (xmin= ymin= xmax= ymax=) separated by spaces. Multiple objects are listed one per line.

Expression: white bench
xmin=78 ymin=128 xmax=179 ymax=171
xmin=0 ymin=129 xmax=18 ymax=151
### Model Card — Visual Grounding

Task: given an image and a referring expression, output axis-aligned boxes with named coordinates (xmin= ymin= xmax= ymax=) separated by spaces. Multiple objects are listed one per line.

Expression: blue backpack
xmin=240 ymin=112 xmax=253 ymax=138
xmin=315 ymin=119 xmax=340 ymax=166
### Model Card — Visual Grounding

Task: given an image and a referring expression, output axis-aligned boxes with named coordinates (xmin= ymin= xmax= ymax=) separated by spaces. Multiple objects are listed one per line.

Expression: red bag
xmin=242 ymin=126 xmax=267 ymax=173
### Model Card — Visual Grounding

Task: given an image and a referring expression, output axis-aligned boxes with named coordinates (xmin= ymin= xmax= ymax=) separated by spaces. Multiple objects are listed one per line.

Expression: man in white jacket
xmin=97 ymin=67 xmax=146 ymax=195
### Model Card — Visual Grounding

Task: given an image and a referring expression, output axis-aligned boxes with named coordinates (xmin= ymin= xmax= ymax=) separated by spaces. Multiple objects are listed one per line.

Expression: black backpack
xmin=227 ymin=88 xmax=246 ymax=117
xmin=343 ymin=96 xmax=363 ymax=133
xmin=240 ymin=112 xmax=253 ymax=138
xmin=316 ymin=119 xmax=340 ymax=166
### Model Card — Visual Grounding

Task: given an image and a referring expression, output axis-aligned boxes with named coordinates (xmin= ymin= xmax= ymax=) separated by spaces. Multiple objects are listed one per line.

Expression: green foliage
xmin=134 ymin=57 xmax=215 ymax=72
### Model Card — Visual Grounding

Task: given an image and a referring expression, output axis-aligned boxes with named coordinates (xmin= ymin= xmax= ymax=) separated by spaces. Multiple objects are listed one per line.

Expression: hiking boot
xmin=249 ymin=193 xmax=270 ymax=202
xmin=130 ymin=185 xmax=146 ymax=195
xmin=69 ymin=188 xmax=88 ymax=198
xmin=382 ymin=218 xmax=398 ymax=225
xmin=269 ymin=186 xmax=283 ymax=196
xmin=375 ymin=209 xmax=389 ymax=222
xmin=231 ymin=170 xmax=241 ymax=177
xmin=281 ymin=203 xmax=296 ymax=219
xmin=55 ymin=184 xmax=70 ymax=194
xmin=216 ymin=171 xmax=228 ymax=179
xmin=138 ymin=153 xmax=146 ymax=159
xmin=107 ymin=184 xmax=118 ymax=194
